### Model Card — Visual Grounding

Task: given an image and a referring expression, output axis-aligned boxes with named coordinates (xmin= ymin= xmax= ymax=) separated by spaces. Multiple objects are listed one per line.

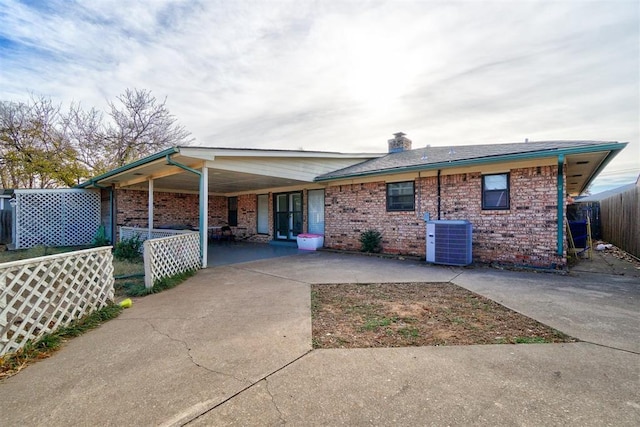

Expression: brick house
xmin=78 ymin=135 xmax=627 ymax=269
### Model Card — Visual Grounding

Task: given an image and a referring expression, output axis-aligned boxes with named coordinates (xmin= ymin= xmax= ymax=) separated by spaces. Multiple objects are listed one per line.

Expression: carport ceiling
xmin=124 ymin=167 xmax=307 ymax=194
xmin=89 ymin=149 xmax=354 ymax=194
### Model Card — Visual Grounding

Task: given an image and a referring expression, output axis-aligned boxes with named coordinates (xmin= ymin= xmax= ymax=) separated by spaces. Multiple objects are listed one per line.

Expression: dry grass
xmin=0 ymin=245 xmax=87 ymax=263
xmin=113 ymin=259 xmax=144 ymax=277
xmin=312 ymin=282 xmax=576 ymax=348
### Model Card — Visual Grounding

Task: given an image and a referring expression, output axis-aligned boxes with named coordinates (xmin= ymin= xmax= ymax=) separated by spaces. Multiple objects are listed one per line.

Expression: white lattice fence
xmin=14 ymin=189 xmax=101 ymax=249
xmin=119 ymin=226 xmax=195 ymax=249
xmin=0 ymin=247 xmax=114 ymax=356
xmin=144 ymin=232 xmax=201 ymax=289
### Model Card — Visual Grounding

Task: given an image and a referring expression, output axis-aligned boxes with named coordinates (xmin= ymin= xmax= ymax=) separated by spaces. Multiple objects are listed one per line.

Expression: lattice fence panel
xmin=119 ymin=227 xmax=195 ymax=251
xmin=15 ymin=190 xmax=101 ymax=249
xmin=0 ymin=247 xmax=114 ymax=356
xmin=143 ymin=232 xmax=201 ymax=289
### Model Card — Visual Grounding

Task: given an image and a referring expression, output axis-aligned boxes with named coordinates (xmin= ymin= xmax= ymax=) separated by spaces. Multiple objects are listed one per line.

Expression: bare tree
xmin=104 ymin=89 xmax=193 ymax=167
xmin=0 ymin=96 xmax=85 ymax=188
xmin=1 ymin=89 xmax=193 ymax=188
xmin=63 ymin=103 xmax=110 ymax=176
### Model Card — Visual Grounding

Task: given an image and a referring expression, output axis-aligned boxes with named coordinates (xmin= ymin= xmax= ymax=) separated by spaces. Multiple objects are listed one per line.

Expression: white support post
xmin=148 ymin=179 xmax=154 ymax=241
xmin=200 ymin=166 xmax=208 ymax=268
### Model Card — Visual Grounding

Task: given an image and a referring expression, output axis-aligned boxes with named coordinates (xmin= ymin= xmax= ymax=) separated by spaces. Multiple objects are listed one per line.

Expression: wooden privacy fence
xmin=0 ymin=247 xmax=114 ymax=356
xmin=143 ymin=232 xmax=201 ymax=289
xmin=599 ymin=186 xmax=639 ymax=258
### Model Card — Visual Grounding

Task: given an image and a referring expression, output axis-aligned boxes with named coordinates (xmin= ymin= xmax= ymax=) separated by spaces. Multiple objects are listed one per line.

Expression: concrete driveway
xmin=0 ymin=251 xmax=638 ymax=426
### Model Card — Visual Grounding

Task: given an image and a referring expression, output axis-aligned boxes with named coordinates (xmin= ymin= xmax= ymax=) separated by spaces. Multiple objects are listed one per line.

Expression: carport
xmin=77 ymin=146 xmax=377 ymax=267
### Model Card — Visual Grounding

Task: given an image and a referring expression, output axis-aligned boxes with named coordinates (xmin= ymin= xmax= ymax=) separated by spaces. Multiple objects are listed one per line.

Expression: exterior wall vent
xmin=426 ymin=220 xmax=473 ymax=266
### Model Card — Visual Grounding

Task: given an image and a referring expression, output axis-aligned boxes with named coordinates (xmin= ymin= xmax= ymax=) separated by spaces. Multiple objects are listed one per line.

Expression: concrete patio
xmin=0 ymin=251 xmax=638 ymax=426
xmin=206 ymin=240 xmax=302 ymax=267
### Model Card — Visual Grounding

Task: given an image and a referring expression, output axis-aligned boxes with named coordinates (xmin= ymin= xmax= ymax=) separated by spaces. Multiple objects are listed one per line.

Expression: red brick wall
xmin=324 ymin=165 xmax=566 ymax=268
xmin=236 ymin=194 xmax=257 ymax=240
xmin=116 ymin=190 xmax=271 ymax=242
xmin=209 ymin=196 xmax=227 ymax=226
xmin=116 ymin=190 xmax=199 ymax=228
xmin=117 ymin=190 xmax=228 ymax=229
xmin=437 ymin=166 xmax=565 ymax=268
xmin=324 ymin=182 xmax=425 ymax=254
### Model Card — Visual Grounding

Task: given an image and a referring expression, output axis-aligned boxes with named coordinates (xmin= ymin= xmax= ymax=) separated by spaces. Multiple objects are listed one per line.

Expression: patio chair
xmin=220 ymin=225 xmax=234 ymax=242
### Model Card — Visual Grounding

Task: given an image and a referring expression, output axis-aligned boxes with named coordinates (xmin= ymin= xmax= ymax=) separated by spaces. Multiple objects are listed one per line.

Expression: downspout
xmin=437 ymin=169 xmax=442 ymax=220
xmin=165 ymin=154 xmax=206 ymax=267
xmin=557 ymin=154 xmax=565 ymax=256
xmin=417 ymin=172 xmax=422 ymax=219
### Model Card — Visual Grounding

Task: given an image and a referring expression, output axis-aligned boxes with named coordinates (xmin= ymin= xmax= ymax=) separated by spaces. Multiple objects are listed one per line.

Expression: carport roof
xmin=76 ymin=146 xmax=382 ymax=195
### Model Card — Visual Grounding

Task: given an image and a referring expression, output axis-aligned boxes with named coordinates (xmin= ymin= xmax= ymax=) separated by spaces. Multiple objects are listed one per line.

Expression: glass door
xmin=275 ymin=192 xmax=302 ymax=240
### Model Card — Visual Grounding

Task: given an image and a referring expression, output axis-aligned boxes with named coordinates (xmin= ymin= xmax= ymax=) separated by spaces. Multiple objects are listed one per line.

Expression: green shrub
xmin=360 ymin=229 xmax=382 ymax=253
xmin=92 ymin=225 xmax=111 ymax=247
xmin=113 ymin=235 xmax=143 ymax=261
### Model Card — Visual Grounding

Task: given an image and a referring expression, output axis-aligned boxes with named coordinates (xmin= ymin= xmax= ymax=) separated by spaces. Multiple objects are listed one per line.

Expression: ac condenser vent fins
xmin=426 ymin=220 xmax=472 ymax=266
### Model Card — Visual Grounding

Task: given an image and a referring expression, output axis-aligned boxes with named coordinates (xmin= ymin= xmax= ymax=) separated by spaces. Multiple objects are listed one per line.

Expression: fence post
xmin=143 ymin=239 xmax=153 ymax=289
xmin=1 ymin=286 xmax=7 ymax=348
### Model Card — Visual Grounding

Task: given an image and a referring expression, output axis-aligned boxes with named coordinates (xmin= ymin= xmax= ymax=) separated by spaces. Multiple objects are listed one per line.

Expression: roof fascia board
xmin=179 ymin=146 xmax=383 ymax=159
xmin=76 ymin=147 xmax=179 ymax=188
xmin=315 ymin=143 xmax=627 ymax=182
xmin=115 ymin=160 xmax=205 ymax=188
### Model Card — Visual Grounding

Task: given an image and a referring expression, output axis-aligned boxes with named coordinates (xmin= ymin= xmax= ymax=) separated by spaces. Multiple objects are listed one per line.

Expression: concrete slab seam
xmin=579 ymin=340 xmax=640 ymax=356
xmin=228 ymin=264 xmax=311 ymax=286
xmin=233 ymin=264 xmax=460 ymax=286
xmin=182 ymin=349 xmax=314 ymax=426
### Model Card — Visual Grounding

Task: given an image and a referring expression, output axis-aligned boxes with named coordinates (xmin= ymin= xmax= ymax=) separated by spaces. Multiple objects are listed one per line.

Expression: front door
xmin=275 ymin=192 xmax=302 ymax=240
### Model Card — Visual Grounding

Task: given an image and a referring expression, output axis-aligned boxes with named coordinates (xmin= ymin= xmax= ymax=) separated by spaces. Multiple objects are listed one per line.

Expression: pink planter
xmin=296 ymin=234 xmax=324 ymax=250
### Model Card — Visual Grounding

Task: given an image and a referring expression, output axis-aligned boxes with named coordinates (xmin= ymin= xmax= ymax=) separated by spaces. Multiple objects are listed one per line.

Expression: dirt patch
xmin=312 ymin=282 xmax=576 ymax=349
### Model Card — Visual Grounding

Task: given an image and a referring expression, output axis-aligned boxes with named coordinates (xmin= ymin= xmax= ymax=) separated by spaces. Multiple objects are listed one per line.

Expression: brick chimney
xmin=388 ymin=132 xmax=412 ymax=153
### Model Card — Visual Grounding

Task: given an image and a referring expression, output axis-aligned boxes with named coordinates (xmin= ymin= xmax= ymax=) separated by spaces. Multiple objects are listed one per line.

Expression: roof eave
xmin=179 ymin=146 xmax=384 ymax=159
xmin=76 ymin=147 xmax=180 ymax=188
xmin=577 ymin=147 xmax=624 ymax=195
xmin=314 ymin=143 xmax=628 ymax=182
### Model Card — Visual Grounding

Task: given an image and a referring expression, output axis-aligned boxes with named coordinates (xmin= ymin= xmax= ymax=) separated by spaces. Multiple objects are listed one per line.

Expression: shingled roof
xmin=315 ymin=140 xmax=623 ymax=181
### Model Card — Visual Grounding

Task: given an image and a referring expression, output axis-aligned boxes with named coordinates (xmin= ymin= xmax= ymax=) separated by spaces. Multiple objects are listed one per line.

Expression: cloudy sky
xmin=1 ymin=0 xmax=638 ymax=193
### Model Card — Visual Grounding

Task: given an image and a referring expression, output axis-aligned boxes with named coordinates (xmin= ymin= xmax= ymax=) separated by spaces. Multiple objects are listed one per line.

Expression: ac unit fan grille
xmin=426 ymin=220 xmax=472 ymax=266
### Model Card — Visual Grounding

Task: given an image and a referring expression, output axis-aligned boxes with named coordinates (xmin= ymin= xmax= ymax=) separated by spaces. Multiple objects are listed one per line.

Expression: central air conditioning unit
xmin=426 ymin=220 xmax=473 ymax=266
